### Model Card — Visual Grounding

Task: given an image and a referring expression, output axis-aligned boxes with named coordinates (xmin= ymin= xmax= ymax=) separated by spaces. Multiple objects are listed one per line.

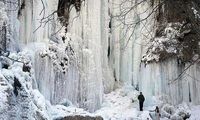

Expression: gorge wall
xmin=0 ymin=0 xmax=200 ymax=113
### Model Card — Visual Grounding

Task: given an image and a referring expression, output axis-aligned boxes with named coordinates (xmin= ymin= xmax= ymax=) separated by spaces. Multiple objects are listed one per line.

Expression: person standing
xmin=138 ymin=92 xmax=145 ymax=111
xmin=155 ymin=106 xmax=161 ymax=120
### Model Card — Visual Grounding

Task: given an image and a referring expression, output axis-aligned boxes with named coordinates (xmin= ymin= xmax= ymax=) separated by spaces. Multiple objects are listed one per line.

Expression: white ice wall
xmin=110 ymin=0 xmax=155 ymax=86
xmin=4 ymin=0 xmax=105 ymax=112
xmin=139 ymin=59 xmax=200 ymax=106
xmin=18 ymin=0 xmax=58 ymax=44
xmin=110 ymin=0 xmax=200 ymax=106
xmin=32 ymin=0 xmax=106 ymax=112
xmin=4 ymin=0 xmax=200 ymax=113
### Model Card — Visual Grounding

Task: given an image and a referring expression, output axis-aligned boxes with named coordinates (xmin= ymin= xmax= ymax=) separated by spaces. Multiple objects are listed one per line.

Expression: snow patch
xmin=142 ymin=22 xmax=191 ymax=63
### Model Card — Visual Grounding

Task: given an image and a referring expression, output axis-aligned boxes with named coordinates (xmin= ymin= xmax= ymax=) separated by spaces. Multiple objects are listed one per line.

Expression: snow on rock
xmin=0 ymin=72 xmax=12 ymax=119
xmin=39 ymin=37 xmax=76 ymax=73
xmin=192 ymin=7 xmax=200 ymax=19
xmin=0 ymin=52 xmax=35 ymax=119
xmin=142 ymin=22 xmax=191 ymax=63
xmin=0 ymin=51 xmax=101 ymax=120
xmin=51 ymin=105 xmax=95 ymax=119
xmin=57 ymin=116 xmax=103 ymax=120
xmin=160 ymin=103 xmax=191 ymax=120
xmin=32 ymin=89 xmax=51 ymax=120
xmin=190 ymin=105 xmax=200 ymax=120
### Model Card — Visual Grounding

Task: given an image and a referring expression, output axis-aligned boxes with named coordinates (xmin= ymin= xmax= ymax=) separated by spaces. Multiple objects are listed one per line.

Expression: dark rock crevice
xmin=13 ymin=77 xmax=22 ymax=96
xmin=57 ymin=0 xmax=83 ymax=31
xmin=17 ymin=0 xmax=25 ymax=17
xmin=146 ymin=0 xmax=200 ymax=63
xmin=55 ymin=115 xmax=103 ymax=120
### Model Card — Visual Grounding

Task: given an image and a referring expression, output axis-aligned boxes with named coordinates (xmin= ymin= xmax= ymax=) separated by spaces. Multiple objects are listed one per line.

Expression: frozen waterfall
xmin=1 ymin=0 xmax=200 ymax=113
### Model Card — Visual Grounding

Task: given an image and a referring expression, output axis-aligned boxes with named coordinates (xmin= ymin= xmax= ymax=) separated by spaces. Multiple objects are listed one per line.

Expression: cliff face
xmin=149 ymin=0 xmax=200 ymax=62
xmin=0 ymin=0 xmax=200 ymax=116
xmin=139 ymin=0 xmax=200 ymax=105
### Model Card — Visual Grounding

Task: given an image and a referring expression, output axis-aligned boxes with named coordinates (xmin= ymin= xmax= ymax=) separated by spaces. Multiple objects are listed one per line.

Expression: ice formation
xmin=0 ymin=0 xmax=200 ymax=119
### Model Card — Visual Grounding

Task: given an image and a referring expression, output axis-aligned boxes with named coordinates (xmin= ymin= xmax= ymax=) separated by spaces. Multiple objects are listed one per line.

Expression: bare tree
xmin=34 ymin=0 xmax=84 ymax=33
xmin=112 ymin=0 xmax=164 ymax=49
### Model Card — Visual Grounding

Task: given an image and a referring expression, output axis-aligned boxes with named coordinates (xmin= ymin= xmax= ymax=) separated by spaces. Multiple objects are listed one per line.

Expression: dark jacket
xmin=138 ymin=94 xmax=145 ymax=102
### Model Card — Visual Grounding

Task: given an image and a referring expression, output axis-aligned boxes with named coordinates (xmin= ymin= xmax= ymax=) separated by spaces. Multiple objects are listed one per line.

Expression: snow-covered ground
xmin=32 ymin=84 xmax=200 ymax=120
xmin=189 ymin=105 xmax=200 ymax=120
xmin=95 ymin=86 xmax=151 ymax=120
xmin=47 ymin=85 xmax=200 ymax=120
xmin=95 ymin=86 xmax=200 ymax=120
